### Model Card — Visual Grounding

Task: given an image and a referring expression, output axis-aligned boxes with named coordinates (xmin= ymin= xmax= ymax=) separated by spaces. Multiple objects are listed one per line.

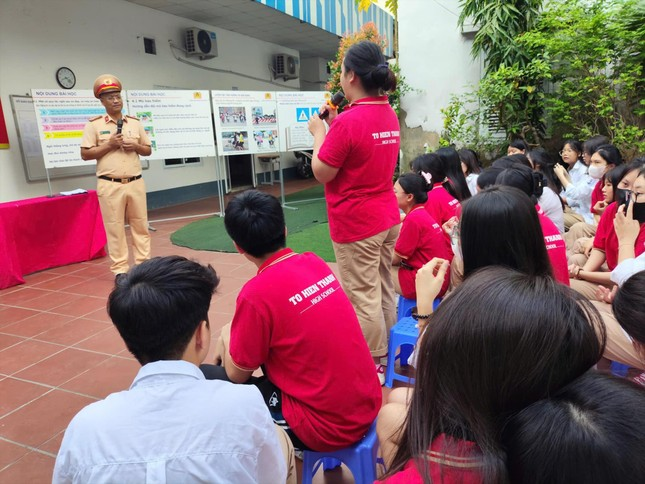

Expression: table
xmin=0 ymin=191 xmax=107 ymax=289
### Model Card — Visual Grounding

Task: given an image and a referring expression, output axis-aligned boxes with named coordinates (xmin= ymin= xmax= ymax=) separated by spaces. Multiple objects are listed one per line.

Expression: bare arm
xmin=308 ymin=113 xmax=339 ymax=184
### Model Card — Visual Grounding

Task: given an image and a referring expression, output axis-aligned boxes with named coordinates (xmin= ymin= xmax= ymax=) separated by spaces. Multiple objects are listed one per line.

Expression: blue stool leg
xmin=399 ymin=343 xmax=413 ymax=366
xmin=322 ymin=457 xmax=341 ymax=470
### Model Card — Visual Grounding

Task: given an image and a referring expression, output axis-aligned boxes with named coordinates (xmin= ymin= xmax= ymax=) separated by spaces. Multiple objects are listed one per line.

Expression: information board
xmin=127 ymin=90 xmax=215 ymax=159
xmin=276 ymin=91 xmax=329 ymax=151
xmin=31 ymin=89 xmax=123 ymax=168
xmin=211 ymin=90 xmax=279 ymax=155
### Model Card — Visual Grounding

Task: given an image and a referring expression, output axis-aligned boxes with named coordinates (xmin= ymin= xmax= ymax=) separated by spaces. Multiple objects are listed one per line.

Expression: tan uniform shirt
xmin=81 ymin=115 xmax=151 ymax=177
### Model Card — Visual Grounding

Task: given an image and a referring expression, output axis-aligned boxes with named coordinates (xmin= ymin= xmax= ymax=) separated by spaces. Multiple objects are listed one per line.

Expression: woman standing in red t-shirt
xmin=307 ymin=41 xmax=400 ymax=378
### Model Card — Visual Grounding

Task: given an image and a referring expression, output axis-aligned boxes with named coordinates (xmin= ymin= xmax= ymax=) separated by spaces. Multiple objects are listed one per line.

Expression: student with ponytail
xmin=392 ymin=173 xmax=453 ymax=300
xmin=411 ymin=153 xmax=462 ymax=227
xmin=496 ymin=164 xmax=570 ymax=285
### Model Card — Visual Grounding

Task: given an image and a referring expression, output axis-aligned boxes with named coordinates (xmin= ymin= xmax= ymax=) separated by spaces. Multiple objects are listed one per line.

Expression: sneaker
xmin=376 ymin=363 xmax=386 ymax=386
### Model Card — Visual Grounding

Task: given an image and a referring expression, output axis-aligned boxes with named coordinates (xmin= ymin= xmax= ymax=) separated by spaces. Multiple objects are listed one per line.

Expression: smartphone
xmin=616 ymin=188 xmax=631 ymax=212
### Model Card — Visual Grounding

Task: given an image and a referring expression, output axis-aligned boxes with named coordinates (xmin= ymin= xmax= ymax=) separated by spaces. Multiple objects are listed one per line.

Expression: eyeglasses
xmin=559 ymin=149 xmax=574 ymax=156
xmin=629 ymin=191 xmax=644 ymax=203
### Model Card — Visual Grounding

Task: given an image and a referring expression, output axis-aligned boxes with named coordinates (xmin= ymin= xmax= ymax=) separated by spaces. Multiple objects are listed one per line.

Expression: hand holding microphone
xmin=318 ymin=91 xmax=345 ymax=120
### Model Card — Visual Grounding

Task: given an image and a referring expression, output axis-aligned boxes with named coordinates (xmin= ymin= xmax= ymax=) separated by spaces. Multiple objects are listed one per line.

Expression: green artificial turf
xmin=170 ymin=185 xmax=336 ymax=262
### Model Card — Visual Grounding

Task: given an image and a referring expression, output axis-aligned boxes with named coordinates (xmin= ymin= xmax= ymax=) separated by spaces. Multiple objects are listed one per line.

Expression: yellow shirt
xmin=81 ymin=114 xmax=151 ymax=177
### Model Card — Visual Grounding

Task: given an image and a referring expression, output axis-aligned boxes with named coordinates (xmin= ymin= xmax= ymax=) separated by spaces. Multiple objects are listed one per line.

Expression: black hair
xmin=224 ymin=190 xmax=286 ymax=258
xmin=411 ymin=153 xmax=460 ymax=200
xmin=435 ymin=147 xmax=471 ymax=200
xmin=108 ymin=256 xmax=220 ymax=365
xmin=458 ymin=148 xmax=482 ymax=175
xmin=612 ymin=270 xmax=645 ymax=346
xmin=593 ymin=143 xmax=623 ymax=167
xmin=476 ymin=167 xmax=504 ymax=190
xmin=528 ymin=148 xmax=563 ymax=194
xmin=508 ymin=138 xmax=529 ymax=152
xmin=582 ymin=135 xmax=610 ymax=157
xmin=491 ymin=154 xmax=533 ymax=170
xmin=504 ymin=371 xmax=645 ymax=484
xmin=397 ymin=172 xmax=431 ymax=204
xmin=387 ymin=266 xmax=605 ymax=483
xmin=343 ymin=41 xmax=397 ymax=94
xmin=460 ymin=186 xmax=553 ymax=279
xmin=496 ymin=164 xmax=545 ymax=204
xmin=604 ymin=165 xmax=629 ymax=203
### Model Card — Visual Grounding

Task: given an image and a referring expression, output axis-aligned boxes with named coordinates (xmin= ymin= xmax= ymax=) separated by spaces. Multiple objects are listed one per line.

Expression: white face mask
xmin=588 ymin=164 xmax=606 ymax=180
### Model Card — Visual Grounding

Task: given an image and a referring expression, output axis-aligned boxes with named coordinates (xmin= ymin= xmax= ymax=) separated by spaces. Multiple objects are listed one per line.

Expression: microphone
xmin=116 ymin=119 xmax=123 ymax=135
xmin=319 ymin=91 xmax=345 ymax=120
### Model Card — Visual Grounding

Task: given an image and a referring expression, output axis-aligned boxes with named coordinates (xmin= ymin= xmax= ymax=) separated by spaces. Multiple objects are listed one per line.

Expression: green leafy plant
xmin=443 ymin=0 xmax=644 ymax=157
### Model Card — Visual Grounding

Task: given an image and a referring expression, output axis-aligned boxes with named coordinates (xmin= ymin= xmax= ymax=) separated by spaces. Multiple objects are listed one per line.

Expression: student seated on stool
xmin=53 ymin=256 xmax=292 ymax=484
xmin=201 ymin=190 xmax=382 ymax=453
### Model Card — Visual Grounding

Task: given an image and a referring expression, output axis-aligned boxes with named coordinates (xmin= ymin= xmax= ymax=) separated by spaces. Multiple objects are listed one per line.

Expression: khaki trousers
xmin=332 ymin=225 xmax=400 ymax=357
xmin=97 ymin=178 xmax=151 ymax=274
xmin=563 ymin=210 xmax=585 ymax=231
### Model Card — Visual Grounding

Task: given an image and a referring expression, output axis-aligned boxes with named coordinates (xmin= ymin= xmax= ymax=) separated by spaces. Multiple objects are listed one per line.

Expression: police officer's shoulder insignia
xmin=89 ymin=115 xmax=102 ymax=122
xmin=125 ymin=114 xmax=139 ymax=121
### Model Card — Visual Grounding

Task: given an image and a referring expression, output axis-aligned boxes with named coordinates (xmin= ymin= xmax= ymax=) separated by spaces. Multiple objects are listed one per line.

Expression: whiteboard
xmin=9 ymin=95 xmax=148 ymax=182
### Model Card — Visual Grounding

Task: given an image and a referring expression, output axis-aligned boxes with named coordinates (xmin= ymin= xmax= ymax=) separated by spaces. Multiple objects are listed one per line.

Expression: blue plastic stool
xmin=385 ymin=298 xmax=442 ymax=388
xmin=396 ymin=295 xmax=416 ymax=321
xmin=384 ymin=317 xmax=417 ymax=388
xmin=301 ymin=421 xmax=379 ymax=484
xmin=611 ymin=361 xmax=630 ymax=377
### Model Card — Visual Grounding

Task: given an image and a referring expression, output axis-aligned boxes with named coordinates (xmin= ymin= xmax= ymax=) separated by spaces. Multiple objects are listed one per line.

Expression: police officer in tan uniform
xmin=81 ymin=74 xmax=152 ymax=280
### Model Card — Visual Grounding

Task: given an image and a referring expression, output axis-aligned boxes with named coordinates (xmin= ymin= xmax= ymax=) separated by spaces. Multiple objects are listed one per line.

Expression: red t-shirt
xmin=537 ymin=205 xmax=570 ymax=286
xmin=424 ymin=183 xmax=462 ymax=226
xmin=378 ymin=434 xmax=483 ymax=484
xmin=395 ymin=206 xmax=453 ymax=299
xmin=593 ymin=202 xmax=645 ymax=270
xmin=591 ymin=179 xmax=603 ymax=214
xmin=229 ymin=249 xmax=381 ymax=451
xmin=317 ymin=96 xmax=400 ymax=243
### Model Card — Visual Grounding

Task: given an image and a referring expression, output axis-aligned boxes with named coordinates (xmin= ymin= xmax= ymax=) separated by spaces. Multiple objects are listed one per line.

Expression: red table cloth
xmin=0 ymin=191 xmax=106 ymax=289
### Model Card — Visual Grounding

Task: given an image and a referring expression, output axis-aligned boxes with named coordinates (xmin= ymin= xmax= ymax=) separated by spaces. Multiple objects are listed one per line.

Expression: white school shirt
xmin=611 ymin=252 xmax=645 ymax=287
xmin=563 ymin=161 xmax=595 ymax=224
xmin=538 ymin=187 xmax=565 ymax=233
xmin=53 ymin=360 xmax=286 ymax=484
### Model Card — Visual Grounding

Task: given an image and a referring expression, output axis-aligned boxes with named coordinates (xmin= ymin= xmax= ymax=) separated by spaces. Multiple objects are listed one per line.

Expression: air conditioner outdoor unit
xmin=273 ymin=54 xmax=299 ymax=81
xmin=185 ymin=28 xmax=218 ymax=59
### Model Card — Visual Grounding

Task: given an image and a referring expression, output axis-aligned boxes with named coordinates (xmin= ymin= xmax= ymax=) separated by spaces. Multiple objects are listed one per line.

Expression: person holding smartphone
xmin=569 ymin=166 xmax=645 ymax=300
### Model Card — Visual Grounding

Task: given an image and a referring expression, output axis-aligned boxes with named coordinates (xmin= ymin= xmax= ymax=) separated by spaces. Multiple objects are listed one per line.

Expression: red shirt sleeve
xmin=593 ymin=203 xmax=617 ymax=251
xmin=395 ymin=215 xmax=421 ymax=259
xmin=228 ymin=294 xmax=271 ymax=370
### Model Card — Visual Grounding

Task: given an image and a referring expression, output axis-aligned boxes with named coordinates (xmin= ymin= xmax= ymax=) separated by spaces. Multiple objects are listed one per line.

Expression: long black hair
xmin=504 ymin=371 xmax=645 ymax=484
xmin=460 ymin=186 xmax=552 ymax=279
xmin=387 ymin=266 xmax=605 ymax=483
xmin=411 ymin=153 xmax=461 ymax=201
xmin=435 ymin=147 xmax=472 ymax=200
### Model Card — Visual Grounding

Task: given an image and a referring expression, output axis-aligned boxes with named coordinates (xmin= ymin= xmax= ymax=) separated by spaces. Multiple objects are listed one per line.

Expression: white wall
xmin=398 ymin=0 xmax=483 ymax=135
xmin=0 ymin=0 xmax=303 ymax=203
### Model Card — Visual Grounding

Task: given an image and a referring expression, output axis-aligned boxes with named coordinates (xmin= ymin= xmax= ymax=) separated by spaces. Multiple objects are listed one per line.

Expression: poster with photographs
xmin=276 ymin=91 xmax=329 ymax=151
xmin=126 ymin=90 xmax=215 ymax=160
xmin=211 ymin=90 xmax=278 ymax=155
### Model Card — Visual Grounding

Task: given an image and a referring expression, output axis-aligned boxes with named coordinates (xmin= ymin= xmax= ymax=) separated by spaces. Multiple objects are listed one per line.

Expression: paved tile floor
xmin=0 ymin=179 xmax=394 ymax=483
